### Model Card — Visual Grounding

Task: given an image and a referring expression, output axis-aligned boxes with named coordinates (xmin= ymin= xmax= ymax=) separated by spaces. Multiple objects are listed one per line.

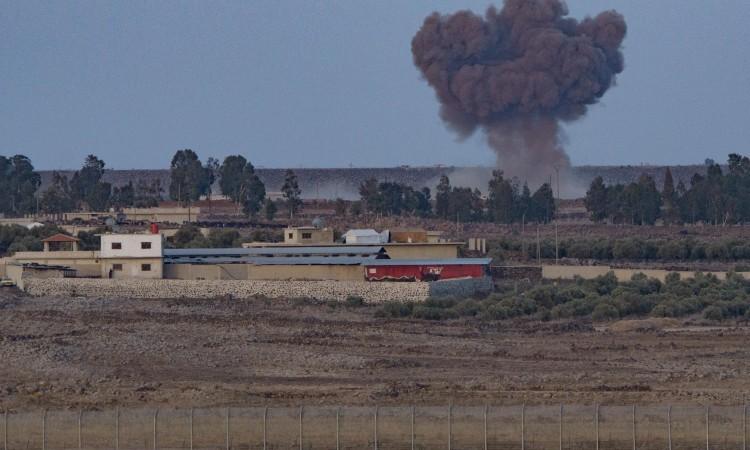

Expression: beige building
xmin=60 ymin=206 xmax=201 ymax=224
xmin=3 ymin=232 xmax=164 ymax=283
xmin=283 ymin=226 xmax=334 ymax=245
xmin=100 ymin=234 xmax=163 ymax=279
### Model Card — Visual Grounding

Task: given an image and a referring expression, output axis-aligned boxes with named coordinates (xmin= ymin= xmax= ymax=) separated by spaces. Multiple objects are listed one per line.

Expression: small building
xmin=343 ymin=229 xmax=388 ymax=244
xmin=100 ymin=233 xmax=164 ymax=279
xmin=364 ymin=258 xmax=491 ymax=282
xmin=284 ymin=226 xmax=334 ymax=245
xmin=41 ymin=234 xmax=80 ymax=252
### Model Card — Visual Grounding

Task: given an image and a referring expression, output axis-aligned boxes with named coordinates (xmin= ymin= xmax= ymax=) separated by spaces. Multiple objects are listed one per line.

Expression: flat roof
xmin=164 ymin=246 xmax=387 ymax=258
xmin=165 ymin=255 xmax=377 ymax=265
xmin=41 ymin=233 xmax=79 ymax=243
xmin=243 ymin=242 xmax=463 ymax=248
xmin=365 ymin=258 xmax=492 ymax=266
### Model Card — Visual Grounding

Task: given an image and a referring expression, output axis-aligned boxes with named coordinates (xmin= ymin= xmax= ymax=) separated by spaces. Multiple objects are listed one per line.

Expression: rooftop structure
xmin=283 ymin=226 xmax=334 ymax=245
xmin=41 ymin=234 xmax=80 ymax=252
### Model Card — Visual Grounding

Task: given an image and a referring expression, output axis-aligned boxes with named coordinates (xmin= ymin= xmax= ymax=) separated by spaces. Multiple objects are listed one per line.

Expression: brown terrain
xmin=1 ymin=289 xmax=748 ymax=412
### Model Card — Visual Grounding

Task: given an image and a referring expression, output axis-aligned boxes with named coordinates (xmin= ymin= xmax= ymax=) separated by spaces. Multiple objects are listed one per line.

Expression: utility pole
xmin=536 ymin=224 xmax=541 ymax=265
xmin=522 ymin=213 xmax=526 ymax=261
xmin=554 ymin=166 xmax=560 ymax=265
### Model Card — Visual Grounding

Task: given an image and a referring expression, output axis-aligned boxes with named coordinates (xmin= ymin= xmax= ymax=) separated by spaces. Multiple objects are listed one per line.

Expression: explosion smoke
xmin=412 ymin=0 xmax=626 ymax=187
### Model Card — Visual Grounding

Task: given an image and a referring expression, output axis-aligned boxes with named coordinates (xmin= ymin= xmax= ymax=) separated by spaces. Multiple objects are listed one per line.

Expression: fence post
xmin=78 ymin=410 xmax=82 ymax=450
xmin=521 ymin=404 xmax=526 ymax=450
xmin=667 ymin=405 xmax=672 ymax=450
xmin=153 ymin=408 xmax=158 ymax=450
xmin=115 ymin=406 xmax=120 ymax=450
xmin=632 ymin=405 xmax=636 ymax=450
xmin=484 ymin=405 xmax=488 ymax=450
xmin=190 ymin=408 xmax=194 ymax=450
xmin=744 ymin=404 xmax=747 ymax=450
xmin=448 ymin=403 xmax=452 ymax=450
xmin=374 ymin=406 xmax=379 ymax=450
xmin=3 ymin=409 xmax=6 ymax=450
xmin=706 ymin=405 xmax=710 ymax=450
xmin=226 ymin=407 xmax=230 ymax=450
xmin=411 ymin=406 xmax=415 ymax=450
xmin=335 ymin=407 xmax=340 ymax=450
xmin=42 ymin=409 xmax=46 ymax=450
xmin=559 ymin=404 xmax=563 ymax=450
xmin=299 ymin=406 xmax=303 ymax=450
xmin=595 ymin=404 xmax=599 ymax=450
xmin=263 ymin=407 xmax=268 ymax=450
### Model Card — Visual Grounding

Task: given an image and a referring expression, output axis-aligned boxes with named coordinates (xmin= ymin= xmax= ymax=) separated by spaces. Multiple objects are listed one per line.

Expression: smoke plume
xmin=412 ymin=0 xmax=626 ymax=187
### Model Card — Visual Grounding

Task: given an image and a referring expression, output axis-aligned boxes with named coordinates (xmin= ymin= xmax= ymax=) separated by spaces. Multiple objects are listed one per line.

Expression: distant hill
xmin=38 ymin=164 xmax=711 ymax=200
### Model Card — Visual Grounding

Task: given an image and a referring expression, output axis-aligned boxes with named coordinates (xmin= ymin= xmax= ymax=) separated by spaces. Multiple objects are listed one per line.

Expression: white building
xmin=100 ymin=234 xmax=164 ymax=279
xmin=342 ymin=229 xmax=389 ymax=245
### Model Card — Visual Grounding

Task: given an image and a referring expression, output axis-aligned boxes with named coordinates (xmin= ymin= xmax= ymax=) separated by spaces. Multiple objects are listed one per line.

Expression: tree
xmin=0 ymin=155 xmax=42 ymax=216
xmin=334 ymin=198 xmax=348 ymax=217
xmin=636 ymin=174 xmax=662 ymax=225
xmin=39 ymin=171 xmax=74 ymax=216
xmin=111 ymin=181 xmax=135 ymax=208
xmin=661 ymin=168 xmax=679 ymax=224
xmin=281 ymin=169 xmax=302 ymax=218
xmin=263 ymin=198 xmax=278 ymax=221
xmin=530 ymin=183 xmax=555 ymax=223
xmin=169 ymin=149 xmax=210 ymax=206
xmin=204 ymin=157 xmax=220 ymax=216
xmin=358 ymin=178 xmax=379 ymax=213
xmin=70 ymin=155 xmax=111 ymax=211
xmin=134 ymin=179 xmax=162 ymax=208
xmin=487 ymin=170 xmax=515 ymax=223
xmin=435 ymin=175 xmax=451 ymax=219
xmin=584 ymin=176 xmax=608 ymax=222
xmin=217 ymin=155 xmax=265 ymax=216
xmin=414 ymin=187 xmax=432 ymax=217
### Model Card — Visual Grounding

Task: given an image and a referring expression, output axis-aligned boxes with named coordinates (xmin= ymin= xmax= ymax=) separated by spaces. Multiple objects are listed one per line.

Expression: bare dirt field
xmin=1 ymin=289 xmax=748 ymax=412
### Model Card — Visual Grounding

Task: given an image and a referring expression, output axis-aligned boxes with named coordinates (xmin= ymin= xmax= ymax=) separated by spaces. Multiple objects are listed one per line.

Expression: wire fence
xmin=1 ymin=404 xmax=748 ymax=450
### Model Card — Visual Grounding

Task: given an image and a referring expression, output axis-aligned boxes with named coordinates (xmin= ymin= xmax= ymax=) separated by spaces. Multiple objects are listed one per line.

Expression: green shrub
xmin=703 ymin=305 xmax=725 ymax=321
xmin=375 ymin=301 xmax=414 ymax=318
xmin=345 ymin=296 xmax=365 ymax=307
xmin=592 ymin=303 xmax=620 ymax=322
xmin=412 ymin=306 xmax=458 ymax=321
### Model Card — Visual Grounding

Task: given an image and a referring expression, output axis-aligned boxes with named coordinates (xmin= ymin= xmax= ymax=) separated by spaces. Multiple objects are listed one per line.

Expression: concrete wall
xmin=22 ymin=277 xmax=492 ymax=303
xmin=542 ymin=265 xmax=750 ymax=282
xmin=102 ymin=258 xmax=163 ymax=279
xmin=164 ymin=263 xmax=363 ymax=281
xmin=383 ymin=244 xmax=459 ymax=260
xmin=10 ymin=251 xmax=102 ymax=277
xmin=0 ymin=262 xmax=5 ymax=279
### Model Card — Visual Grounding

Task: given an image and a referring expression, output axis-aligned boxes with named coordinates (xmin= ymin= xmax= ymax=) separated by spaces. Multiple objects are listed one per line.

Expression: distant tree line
xmin=585 ymin=154 xmax=750 ymax=225
xmin=356 ymin=170 xmax=556 ymax=224
xmin=0 ymin=151 xmax=304 ymax=220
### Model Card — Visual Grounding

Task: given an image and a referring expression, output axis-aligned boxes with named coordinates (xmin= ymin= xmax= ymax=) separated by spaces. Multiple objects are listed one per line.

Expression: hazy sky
xmin=2 ymin=1 xmax=749 ymax=170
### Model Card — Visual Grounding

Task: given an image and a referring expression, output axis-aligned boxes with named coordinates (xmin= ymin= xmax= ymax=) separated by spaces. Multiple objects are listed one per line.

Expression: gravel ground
xmin=0 ymin=288 xmax=749 ymax=411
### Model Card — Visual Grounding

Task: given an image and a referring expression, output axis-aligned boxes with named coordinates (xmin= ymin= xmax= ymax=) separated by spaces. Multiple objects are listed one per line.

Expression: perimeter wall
xmin=21 ymin=277 xmax=493 ymax=303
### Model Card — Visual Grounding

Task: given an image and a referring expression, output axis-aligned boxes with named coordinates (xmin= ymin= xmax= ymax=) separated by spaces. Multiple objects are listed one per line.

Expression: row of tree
xmin=358 ymin=170 xmax=556 ymax=223
xmin=585 ymin=153 xmax=750 ymax=225
xmin=0 ymin=151 xmax=305 ymax=219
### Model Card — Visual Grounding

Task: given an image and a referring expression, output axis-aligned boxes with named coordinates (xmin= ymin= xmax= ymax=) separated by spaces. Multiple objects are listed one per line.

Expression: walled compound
xmin=22 ymin=277 xmax=493 ymax=303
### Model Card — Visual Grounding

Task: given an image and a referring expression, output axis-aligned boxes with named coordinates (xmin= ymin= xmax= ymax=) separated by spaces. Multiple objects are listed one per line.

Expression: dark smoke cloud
xmin=412 ymin=0 xmax=626 ymax=187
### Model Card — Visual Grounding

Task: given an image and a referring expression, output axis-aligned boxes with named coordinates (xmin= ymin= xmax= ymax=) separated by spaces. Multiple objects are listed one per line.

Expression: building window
xmin=141 ymin=264 xmax=151 ymax=272
xmin=111 ymin=242 xmax=122 ymax=250
xmin=141 ymin=242 xmax=152 ymax=249
xmin=288 ymin=233 xmax=294 ymax=239
xmin=301 ymin=232 xmax=312 ymax=239
xmin=112 ymin=264 xmax=123 ymax=271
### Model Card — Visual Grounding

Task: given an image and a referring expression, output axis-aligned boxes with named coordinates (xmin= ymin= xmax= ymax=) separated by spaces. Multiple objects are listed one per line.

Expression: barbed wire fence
xmin=1 ymin=404 xmax=748 ymax=450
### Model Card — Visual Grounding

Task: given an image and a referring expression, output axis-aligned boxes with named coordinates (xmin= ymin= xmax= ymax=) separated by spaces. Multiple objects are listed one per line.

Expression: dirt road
xmin=0 ymin=290 xmax=748 ymax=410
